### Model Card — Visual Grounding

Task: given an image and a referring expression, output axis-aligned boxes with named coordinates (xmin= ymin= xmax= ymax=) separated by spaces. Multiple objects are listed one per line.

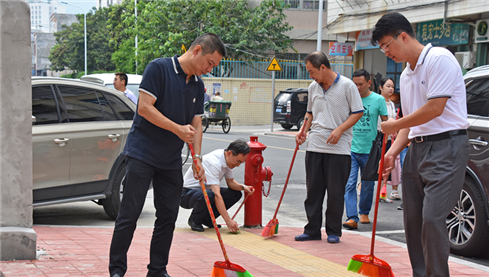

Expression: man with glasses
xmin=372 ymin=12 xmax=469 ymax=277
xmin=180 ymin=139 xmax=255 ymax=233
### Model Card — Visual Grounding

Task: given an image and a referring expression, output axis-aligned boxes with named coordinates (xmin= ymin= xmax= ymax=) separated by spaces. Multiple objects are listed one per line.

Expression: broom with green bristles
xmin=347 ymin=135 xmax=395 ymax=277
xmin=188 ymin=144 xmax=253 ymax=277
xmin=262 ymin=117 xmax=308 ymax=238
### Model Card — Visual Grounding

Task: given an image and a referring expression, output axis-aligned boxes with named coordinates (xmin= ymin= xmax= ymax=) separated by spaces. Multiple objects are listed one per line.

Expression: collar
xmin=171 ymin=55 xmax=198 ymax=82
xmin=321 ymin=72 xmax=341 ymax=94
xmin=407 ymin=44 xmax=433 ymax=75
xmin=333 ymin=72 xmax=341 ymax=83
xmin=417 ymin=43 xmax=433 ymax=66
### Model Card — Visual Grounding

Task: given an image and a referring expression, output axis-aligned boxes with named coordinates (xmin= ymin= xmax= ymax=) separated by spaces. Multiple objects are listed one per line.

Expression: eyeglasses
xmin=380 ymin=33 xmax=401 ymax=53
xmin=232 ymin=155 xmax=245 ymax=166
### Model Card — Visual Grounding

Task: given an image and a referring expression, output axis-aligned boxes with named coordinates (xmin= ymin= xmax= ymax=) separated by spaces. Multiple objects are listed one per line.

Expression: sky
xmin=59 ymin=0 xmax=98 ymax=14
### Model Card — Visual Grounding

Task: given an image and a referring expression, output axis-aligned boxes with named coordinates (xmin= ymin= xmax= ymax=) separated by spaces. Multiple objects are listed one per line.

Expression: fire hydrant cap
xmin=248 ymin=136 xmax=267 ymax=151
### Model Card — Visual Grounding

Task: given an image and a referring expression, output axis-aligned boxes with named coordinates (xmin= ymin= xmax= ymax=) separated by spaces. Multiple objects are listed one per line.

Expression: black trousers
xmin=304 ymin=151 xmax=351 ymax=238
xmin=109 ymin=157 xmax=183 ymax=277
xmin=180 ymin=186 xmax=242 ymax=226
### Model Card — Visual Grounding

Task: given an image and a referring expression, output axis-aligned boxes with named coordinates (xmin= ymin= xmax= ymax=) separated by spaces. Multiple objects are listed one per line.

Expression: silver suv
xmin=446 ymin=65 xmax=489 ymax=256
xmin=32 ymin=77 xmax=136 ymax=220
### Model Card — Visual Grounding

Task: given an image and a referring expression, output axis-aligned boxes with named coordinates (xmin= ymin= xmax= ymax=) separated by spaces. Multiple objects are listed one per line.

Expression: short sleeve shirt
xmin=183 ymin=149 xmax=233 ymax=190
xmin=306 ymin=74 xmax=364 ymax=155
xmin=123 ymin=55 xmax=205 ymax=170
xmin=400 ymin=44 xmax=469 ymax=138
xmin=351 ymin=92 xmax=387 ymax=154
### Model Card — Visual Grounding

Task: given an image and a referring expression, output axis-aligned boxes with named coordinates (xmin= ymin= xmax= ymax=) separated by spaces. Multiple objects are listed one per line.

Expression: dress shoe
xmin=360 ymin=214 xmax=370 ymax=224
xmin=111 ymin=274 xmax=121 ymax=277
xmin=342 ymin=219 xmax=358 ymax=230
xmin=294 ymin=233 xmax=321 ymax=241
xmin=203 ymin=222 xmax=221 ymax=229
xmin=188 ymin=216 xmax=204 ymax=232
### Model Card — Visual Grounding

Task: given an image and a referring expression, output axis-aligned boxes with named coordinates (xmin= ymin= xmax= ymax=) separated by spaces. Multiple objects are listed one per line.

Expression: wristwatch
xmin=193 ymin=154 xmax=203 ymax=161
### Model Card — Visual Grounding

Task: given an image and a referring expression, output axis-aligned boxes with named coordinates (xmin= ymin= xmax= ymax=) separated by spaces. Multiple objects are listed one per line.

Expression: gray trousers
xmin=402 ymin=134 xmax=468 ymax=277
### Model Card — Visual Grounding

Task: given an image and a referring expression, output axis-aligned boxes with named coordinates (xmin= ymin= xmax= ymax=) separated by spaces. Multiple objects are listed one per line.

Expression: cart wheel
xmin=202 ymin=117 xmax=209 ymax=133
xmin=181 ymin=143 xmax=190 ymax=165
xmin=222 ymin=118 xmax=231 ymax=133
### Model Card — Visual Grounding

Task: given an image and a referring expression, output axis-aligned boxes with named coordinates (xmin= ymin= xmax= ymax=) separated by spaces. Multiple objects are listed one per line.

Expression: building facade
xmin=29 ymin=0 xmax=66 ymax=33
xmin=326 ymin=0 xmax=489 ymax=94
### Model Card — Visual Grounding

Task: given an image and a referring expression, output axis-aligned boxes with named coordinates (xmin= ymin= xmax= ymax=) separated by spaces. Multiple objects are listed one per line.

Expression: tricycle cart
xmin=202 ymin=100 xmax=232 ymax=133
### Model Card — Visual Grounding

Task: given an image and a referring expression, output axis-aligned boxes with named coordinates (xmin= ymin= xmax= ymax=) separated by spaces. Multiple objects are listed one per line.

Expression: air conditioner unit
xmin=455 ymin=52 xmax=473 ymax=69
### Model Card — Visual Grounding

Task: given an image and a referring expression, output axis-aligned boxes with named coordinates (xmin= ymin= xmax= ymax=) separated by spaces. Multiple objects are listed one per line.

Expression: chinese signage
xmin=475 ymin=19 xmax=489 ymax=43
xmin=356 ymin=29 xmax=379 ymax=51
xmin=329 ymin=42 xmax=354 ymax=56
xmin=416 ymin=19 xmax=469 ymax=46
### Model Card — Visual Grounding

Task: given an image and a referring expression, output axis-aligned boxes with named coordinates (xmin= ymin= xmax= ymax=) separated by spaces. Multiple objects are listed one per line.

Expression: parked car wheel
xmin=297 ymin=117 xmax=305 ymax=130
xmin=102 ymin=163 xmax=126 ymax=220
xmin=447 ymin=177 xmax=489 ymax=256
xmin=281 ymin=124 xmax=293 ymax=129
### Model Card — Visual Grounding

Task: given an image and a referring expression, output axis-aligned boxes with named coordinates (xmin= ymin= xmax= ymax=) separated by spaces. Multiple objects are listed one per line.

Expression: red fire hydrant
xmin=244 ymin=136 xmax=273 ymax=228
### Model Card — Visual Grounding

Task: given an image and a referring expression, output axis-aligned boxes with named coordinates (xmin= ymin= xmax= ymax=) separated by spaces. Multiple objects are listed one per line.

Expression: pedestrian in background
xmin=108 ymin=33 xmax=226 ymax=277
xmin=114 ymin=72 xmax=138 ymax=104
xmin=373 ymin=12 xmax=469 ymax=277
xmin=343 ymin=69 xmax=387 ymax=230
xmin=294 ymin=52 xmax=363 ymax=243
xmin=378 ymin=77 xmax=401 ymax=202
xmin=211 ymin=91 xmax=223 ymax=101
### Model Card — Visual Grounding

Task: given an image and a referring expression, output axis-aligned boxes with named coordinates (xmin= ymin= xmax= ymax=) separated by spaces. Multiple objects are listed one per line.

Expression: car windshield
xmin=276 ymin=93 xmax=291 ymax=105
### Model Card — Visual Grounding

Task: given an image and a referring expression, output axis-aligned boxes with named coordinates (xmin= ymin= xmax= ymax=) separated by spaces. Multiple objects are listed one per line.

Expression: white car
xmin=81 ymin=73 xmax=143 ymax=99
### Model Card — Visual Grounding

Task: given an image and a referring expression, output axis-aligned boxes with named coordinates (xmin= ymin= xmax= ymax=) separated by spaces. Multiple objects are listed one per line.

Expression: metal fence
xmin=208 ymin=59 xmax=354 ymax=80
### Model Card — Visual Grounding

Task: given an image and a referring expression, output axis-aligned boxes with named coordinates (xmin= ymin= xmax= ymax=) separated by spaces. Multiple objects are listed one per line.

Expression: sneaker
xmin=360 ymin=214 xmax=370 ymax=224
xmin=342 ymin=219 xmax=358 ymax=230
xmin=390 ymin=190 xmax=401 ymax=200
xmin=294 ymin=233 xmax=321 ymax=241
xmin=327 ymin=235 xmax=340 ymax=243
xmin=397 ymin=203 xmax=403 ymax=210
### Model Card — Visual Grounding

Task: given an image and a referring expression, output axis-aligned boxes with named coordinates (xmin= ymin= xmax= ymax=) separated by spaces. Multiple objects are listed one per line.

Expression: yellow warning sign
xmin=266 ymin=57 xmax=282 ymax=71
xmin=181 ymin=44 xmax=187 ymax=53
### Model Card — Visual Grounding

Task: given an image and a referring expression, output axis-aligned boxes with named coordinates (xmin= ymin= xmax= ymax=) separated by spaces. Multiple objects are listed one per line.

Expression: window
xmin=297 ymin=92 xmax=308 ymax=103
xmin=32 ymin=86 xmax=59 ymax=125
xmin=57 ymin=85 xmax=106 ymax=122
xmin=95 ymin=91 xmax=117 ymax=121
xmin=285 ymin=0 xmax=325 ymax=10
xmin=386 ymin=57 xmax=403 ymax=93
xmin=466 ymin=78 xmax=489 ymax=117
xmin=101 ymin=91 xmax=135 ymax=120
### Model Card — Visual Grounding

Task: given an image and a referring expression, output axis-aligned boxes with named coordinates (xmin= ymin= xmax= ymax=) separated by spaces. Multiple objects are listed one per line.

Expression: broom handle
xmin=189 ymin=144 xmax=231 ymax=266
xmin=231 ymin=193 xmax=250 ymax=220
xmin=370 ymin=134 xmax=388 ymax=258
xmin=272 ymin=117 xmax=308 ymax=220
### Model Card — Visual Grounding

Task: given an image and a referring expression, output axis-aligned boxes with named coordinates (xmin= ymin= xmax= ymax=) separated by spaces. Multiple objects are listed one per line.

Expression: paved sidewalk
xmin=1 ymin=224 xmax=488 ymax=277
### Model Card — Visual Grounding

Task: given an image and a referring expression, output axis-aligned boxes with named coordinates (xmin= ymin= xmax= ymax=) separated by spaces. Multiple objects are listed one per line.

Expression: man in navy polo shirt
xmin=109 ymin=33 xmax=226 ymax=277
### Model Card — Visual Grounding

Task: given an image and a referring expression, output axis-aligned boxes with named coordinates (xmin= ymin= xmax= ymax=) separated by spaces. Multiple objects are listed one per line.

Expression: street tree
xmin=49 ymin=7 xmax=117 ymax=74
xmin=110 ymin=0 xmax=294 ymax=74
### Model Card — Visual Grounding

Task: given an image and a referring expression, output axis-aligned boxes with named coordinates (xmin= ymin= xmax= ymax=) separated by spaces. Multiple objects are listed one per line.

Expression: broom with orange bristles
xmin=347 ymin=135 xmax=395 ymax=277
xmin=262 ymin=117 xmax=308 ymax=238
xmin=188 ymin=144 xmax=253 ymax=277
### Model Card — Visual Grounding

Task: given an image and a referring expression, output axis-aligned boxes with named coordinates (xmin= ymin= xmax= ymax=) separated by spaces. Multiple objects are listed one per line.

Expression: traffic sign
xmin=181 ymin=44 xmax=187 ymax=53
xmin=266 ymin=57 xmax=282 ymax=71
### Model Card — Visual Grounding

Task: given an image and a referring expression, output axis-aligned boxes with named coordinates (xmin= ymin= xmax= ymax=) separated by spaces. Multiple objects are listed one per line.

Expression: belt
xmin=412 ymin=129 xmax=467 ymax=143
